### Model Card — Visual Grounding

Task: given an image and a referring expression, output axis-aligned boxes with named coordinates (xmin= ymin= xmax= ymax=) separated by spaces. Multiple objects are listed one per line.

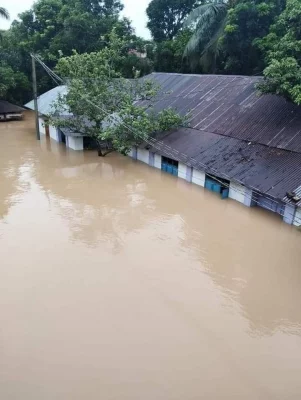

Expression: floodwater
xmin=1 ymin=112 xmax=301 ymax=400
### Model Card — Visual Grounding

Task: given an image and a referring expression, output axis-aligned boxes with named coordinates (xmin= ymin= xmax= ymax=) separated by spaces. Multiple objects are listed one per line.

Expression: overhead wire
xmin=31 ymin=55 xmax=301 ymax=224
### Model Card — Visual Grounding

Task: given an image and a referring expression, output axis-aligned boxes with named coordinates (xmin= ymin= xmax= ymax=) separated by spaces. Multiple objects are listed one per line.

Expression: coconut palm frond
xmin=184 ymin=8 xmax=225 ymax=58
xmin=200 ymin=16 xmax=227 ymax=58
xmin=183 ymin=2 xmax=227 ymax=28
xmin=0 ymin=7 xmax=9 ymax=20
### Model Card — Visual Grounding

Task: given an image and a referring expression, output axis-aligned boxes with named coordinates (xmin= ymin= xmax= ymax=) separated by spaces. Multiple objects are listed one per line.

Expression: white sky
xmin=0 ymin=0 xmax=151 ymax=38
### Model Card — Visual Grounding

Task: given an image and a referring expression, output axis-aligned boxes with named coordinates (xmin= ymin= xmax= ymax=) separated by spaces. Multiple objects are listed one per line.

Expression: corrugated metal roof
xmin=145 ymin=127 xmax=301 ymax=202
xmin=148 ymin=73 xmax=301 ymax=154
xmin=0 ymin=100 xmax=25 ymax=114
xmin=143 ymin=73 xmax=301 ymax=204
xmin=25 ymin=85 xmax=68 ymax=116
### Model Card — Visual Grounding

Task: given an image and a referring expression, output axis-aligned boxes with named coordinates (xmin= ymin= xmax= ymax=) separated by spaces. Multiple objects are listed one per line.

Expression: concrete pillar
xmin=39 ymin=118 xmax=46 ymax=135
xmin=178 ymin=163 xmax=187 ymax=180
xmin=66 ymin=136 xmax=84 ymax=151
xmin=154 ymin=154 xmax=162 ymax=169
xmin=229 ymin=182 xmax=246 ymax=204
xmin=244 ymin=188 xmax=255 ymax=207
xmin=49 ymin=125 xmax=59 ymax=141
xmin=293 ymin=207 xmax=301 ymax=227
xmin=129 ymin=146 xmax=137 ymax=159
xmin=149 ymin=152 xmax=155 ymax=167
xmin=186 ymin=166 xmax=193 ymax=183
xmin=192 ymin=169 xmax=205 ymax=187
xmin=283 ymin=204 xmax=296 ymax=225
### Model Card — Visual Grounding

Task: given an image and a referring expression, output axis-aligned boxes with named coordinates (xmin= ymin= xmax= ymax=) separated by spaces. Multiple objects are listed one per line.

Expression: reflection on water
xmin=1 ymin=112 xmax=301 ymax=400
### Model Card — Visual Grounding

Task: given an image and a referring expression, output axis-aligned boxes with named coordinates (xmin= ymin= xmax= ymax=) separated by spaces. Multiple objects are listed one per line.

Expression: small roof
xmin=25 ymin=85 xmax=68 ymax=116
xmin=0 ymin=100 xmax=25 ymax=114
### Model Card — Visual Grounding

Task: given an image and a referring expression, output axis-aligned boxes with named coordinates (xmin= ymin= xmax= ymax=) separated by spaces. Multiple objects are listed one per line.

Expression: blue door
xmin=205 ymin=177 xmax=229 ymax=199
xmin=161 ymin=157 xmax=178 ymax=177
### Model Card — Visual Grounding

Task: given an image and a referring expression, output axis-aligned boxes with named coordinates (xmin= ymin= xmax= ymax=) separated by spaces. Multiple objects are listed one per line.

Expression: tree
xmin=183 ymin=0 xmax=231 ymax=72
xmin=0 ymin=30 xmax=30 ymax=103
xmin=3 ymin=0 xmax=138 ymax=102
xmin=146 ymin=0 xmax=199 ymax=42
xmin=50 ymin=31 xmax=186 ymax=156
xmin=220 ymin=0 xmax=286 ymax=75
xmin=259 ymin=0 xmax=301 ymax=105
xmin=0 ymin=6 xmax=9 ymax=41
xmin=152 ymin=29 xmax=193 ymax=72
xmin=0 ymin=6 xmax=9 ymax=20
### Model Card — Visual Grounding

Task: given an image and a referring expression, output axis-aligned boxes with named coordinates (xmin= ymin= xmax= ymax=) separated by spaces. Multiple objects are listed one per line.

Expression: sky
xmin=0 ymin=0 xmax=151 ymax=38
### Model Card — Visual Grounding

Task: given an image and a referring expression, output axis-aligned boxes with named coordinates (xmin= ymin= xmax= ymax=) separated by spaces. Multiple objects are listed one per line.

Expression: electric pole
xmin=31 ymin=54 xmax=40 ymax=140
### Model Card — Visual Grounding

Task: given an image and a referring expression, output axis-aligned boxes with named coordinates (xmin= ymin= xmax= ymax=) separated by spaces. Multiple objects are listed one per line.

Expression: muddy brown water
xmin=1 ymin=112 xmax=301 ymax=400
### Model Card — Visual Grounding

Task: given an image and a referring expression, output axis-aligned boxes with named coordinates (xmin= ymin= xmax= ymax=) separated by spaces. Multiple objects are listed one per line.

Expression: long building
xmin=25 ymin=73 xmax=301 ymax=227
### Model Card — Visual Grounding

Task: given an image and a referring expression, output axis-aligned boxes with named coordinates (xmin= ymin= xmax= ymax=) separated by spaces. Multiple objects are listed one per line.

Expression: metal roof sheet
xmin=145 ymin=127 xmax=301 ymax=203
xmin=144 ymin=73 xmax=301 ymax=204
xmin=148 ymin=73 xmax=301 ymax=154
xmin=25 ymin=85 xmax=68 ymax=116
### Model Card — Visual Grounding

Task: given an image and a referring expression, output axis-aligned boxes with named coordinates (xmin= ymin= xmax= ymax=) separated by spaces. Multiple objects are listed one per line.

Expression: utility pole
xmin=31 ymin=54 xmax=40 ymax=140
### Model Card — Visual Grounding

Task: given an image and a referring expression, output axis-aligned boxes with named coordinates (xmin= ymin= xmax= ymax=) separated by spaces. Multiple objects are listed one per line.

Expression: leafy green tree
xmin=220 ymin=0 xmax=285 ymax=75
xmin=50 ymin=31 xmax=186 ymax=155
xmin=4 ymin=0 xmax=138 ymax=101
xmin=12 ymin=0 xmax=131 ymax=60
xmin=0 ymin=31 xmax=30 ymax=103
xmin=259 ymin=0 xmax=301 ymax=104
xmin=152 ymin=29 xmax=193 ymax=72
xmin=146 ymin=0 xmax=199 ymax=42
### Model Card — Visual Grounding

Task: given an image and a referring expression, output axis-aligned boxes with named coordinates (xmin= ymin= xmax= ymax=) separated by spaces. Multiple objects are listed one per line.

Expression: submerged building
xmin=0 ymin=100 xmax=24 ymax=121
xmin=25 ymin=73 xmax=301 ymax=227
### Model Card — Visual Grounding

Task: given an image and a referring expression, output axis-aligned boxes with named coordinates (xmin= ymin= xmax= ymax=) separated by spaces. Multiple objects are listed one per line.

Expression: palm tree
xmin=183 ymin=0 xmax=235 ymax=72
xmin=0 ymin=6 xmax=9 ymax=41
xmin=0 ymin=7 xmax=9 ymax=20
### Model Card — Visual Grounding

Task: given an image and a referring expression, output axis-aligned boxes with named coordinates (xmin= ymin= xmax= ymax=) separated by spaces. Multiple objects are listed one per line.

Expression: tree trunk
xmin=98 ymin=148 xmax=114 ymax=157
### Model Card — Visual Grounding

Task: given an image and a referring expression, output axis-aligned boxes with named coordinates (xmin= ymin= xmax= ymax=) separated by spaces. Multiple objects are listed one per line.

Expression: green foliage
xmin=0 ymin=31 xmax=30 ymax=103
xmin=146 ymin=0 xmax=199 ymax=42
xmin=50 ymin=31 xmax=186 ymax=155
xmin=0 ymin=0 xmax=153 ymax=104
xmin=152 ymin=29 xmax=192 ymax=72
xmin=220 ymin=0 xmax=285 ymax=75
xmin=259 ymin=0 xmax=301 ymax=104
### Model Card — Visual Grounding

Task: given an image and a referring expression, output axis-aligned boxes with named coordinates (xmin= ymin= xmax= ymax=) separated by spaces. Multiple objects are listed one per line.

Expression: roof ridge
xmin=150 ymin=72 xmax=263 ymax=79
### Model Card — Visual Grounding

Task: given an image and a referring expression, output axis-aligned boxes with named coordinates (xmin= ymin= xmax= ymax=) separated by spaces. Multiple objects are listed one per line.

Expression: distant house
xmin=0 ymin=100 xmax=24 ymax=121
xmin=128 ymin=49 xmax=147 ymax=59
xmin=25 ymin=73 xmax=301 ymax=227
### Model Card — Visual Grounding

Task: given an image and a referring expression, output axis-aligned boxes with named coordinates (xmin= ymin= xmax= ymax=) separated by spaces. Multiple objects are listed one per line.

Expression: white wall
xmin=137 ymin=149 xmax=149 ymax=164
xmin=293 ymin=207 xmax=301 ymax=227
xmin=178 ymin=163 xmax=187 ymax=180
xmin=192 ymin=169 xmax=205 ymax=187
xmin=66 ymin=136 xmax=84 ymax=151
xmin=49 ymin=125 xmax=59 ymax=141
xmin=154 ymin=154 xmax=161 ymax=169
xmin=39 ymin=118 xmax=46 ymax=135
xmin=229 ymin=182 xmax=246 ymax=204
